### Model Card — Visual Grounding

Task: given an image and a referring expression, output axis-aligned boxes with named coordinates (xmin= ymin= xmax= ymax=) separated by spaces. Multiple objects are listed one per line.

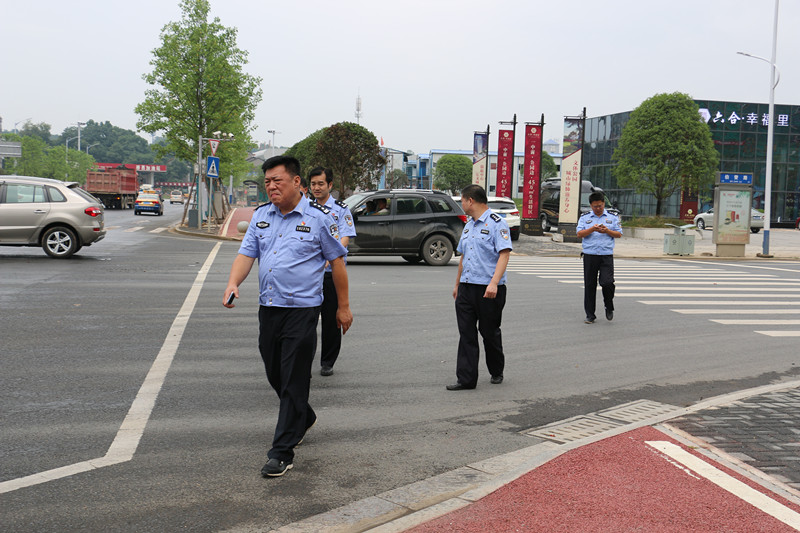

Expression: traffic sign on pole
xmin=206 ymin=156 xmax=220 ymax=178
xmin=209 ymin=139 xmax=220 ymax=157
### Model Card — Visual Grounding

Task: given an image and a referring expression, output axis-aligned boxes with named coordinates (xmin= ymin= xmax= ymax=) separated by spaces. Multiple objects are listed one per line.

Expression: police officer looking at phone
xmin=223 ymin=155 xmax=353 ymax=478
xmin=576 ymin=191 xmax=622 ymax=324
xmin=447 ymin=184 xmax=512 ymax=391
xmin=308 ymin=167 xmax=356 ymax=376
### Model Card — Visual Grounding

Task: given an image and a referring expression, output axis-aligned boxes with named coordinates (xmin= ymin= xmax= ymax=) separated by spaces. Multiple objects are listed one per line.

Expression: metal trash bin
xmin=663 ymin=224 xmax=695 ymax=256
xmin=188 ymin=208 xmax=199 ymax=228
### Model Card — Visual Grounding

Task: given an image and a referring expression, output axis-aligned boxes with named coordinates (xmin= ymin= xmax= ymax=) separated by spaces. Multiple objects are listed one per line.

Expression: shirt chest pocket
xmin=288 ymin=231 xmax=318 ymax=257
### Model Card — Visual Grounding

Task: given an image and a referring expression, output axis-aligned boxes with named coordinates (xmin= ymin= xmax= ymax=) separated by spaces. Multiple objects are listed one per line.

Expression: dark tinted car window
xmin=487 ymin=201 xmax=514 ymax=210
xmin=395 ymin=196 xmax=428 ymax=215
xmin=428 ymin=197 xmax=454 ymax=213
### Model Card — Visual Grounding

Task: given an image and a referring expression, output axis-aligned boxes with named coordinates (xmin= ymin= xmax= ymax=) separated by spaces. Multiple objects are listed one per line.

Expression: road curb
xmin=264 ymin=376 xmax=800 ymax=533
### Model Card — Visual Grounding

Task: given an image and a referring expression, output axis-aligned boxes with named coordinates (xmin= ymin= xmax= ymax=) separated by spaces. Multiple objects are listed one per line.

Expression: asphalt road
xmin=2 ymin=210 xmax=800 ymax=532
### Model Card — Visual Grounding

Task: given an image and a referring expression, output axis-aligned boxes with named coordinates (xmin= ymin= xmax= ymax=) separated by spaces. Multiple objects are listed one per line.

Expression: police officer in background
xmin=447 ymin=184 xmax=512 ymax=391
xmin=224 ymin=155 xmax=353 ymax=477
xmin=308 ymin=167 xmax=356 ymax=376
xmin=576 ymin=191 xmax=622 ymax=324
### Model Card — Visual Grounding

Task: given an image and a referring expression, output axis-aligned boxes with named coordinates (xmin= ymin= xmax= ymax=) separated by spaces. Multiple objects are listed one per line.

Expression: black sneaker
xmin=605 ymin=309 xmax=613 ymax=321
xmin=320 ymin=366 xmax=334 ymax=376
xmin=261 ymin=458 xmax=293 ymax=477
xmin=490 ymin=375 xmax=503 ymax=385
xmin=584 ymin=316 xmax=596 ymax=324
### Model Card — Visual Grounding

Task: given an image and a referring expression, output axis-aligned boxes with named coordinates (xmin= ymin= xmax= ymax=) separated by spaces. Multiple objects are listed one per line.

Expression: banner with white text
xmin=495 ymin=129 xmax=514 ymax=198
xmin=522 ymin=124 xmax=543 ymax=219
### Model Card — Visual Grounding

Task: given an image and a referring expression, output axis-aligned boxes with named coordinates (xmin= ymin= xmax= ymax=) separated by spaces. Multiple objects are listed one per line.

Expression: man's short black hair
xmin=299 ymin=176 xmax=308 ymax=189
xmin=588 ymin=191 xmax=605 ymax=204
xmin=308 ymin=166 xmax=332 ymax=185
xmin=460 ymin=184 xmax=488 ymax=205
xmin=262 ymin=155 xmax=301 ymax=177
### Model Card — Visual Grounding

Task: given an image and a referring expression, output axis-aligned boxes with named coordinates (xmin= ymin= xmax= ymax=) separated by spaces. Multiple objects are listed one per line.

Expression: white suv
xmin=453 ymin=195 xmax=520 ymax=241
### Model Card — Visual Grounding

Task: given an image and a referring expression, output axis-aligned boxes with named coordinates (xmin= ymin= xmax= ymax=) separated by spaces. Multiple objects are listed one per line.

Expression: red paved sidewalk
xmin=406 ymin=426 xmax=800 ymax=533
xmin=218 ymin=206 xmax=256 ymax=239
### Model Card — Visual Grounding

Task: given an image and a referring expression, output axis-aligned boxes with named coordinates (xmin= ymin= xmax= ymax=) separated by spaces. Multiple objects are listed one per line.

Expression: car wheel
xmin=421 ymin=235 xmax=453 ymax=266
xmin=696 ymin=219 xmax=705 ymax=230
xmin=42 ymin=226 xmax=79 ymax=258
xmin=751 ymin=227 xmax=760 ymax=233
xmin=539 ymin=213 xmax=551 ymax=232
xmin=402 ymin=255 xmax=422 ymax=264
xmin=134 ymin=210 xmax=140 ymax=215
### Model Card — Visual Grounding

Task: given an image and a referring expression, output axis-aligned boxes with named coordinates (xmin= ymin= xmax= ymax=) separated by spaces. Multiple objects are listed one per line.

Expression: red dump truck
xmin=85 ymin=167 xmax=138 ymax=209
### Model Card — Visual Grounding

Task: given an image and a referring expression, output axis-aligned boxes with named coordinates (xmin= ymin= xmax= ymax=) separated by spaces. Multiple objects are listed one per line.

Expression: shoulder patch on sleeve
xmin=335 ymin=199 xmax=347 ymax=209
xmin=309 ymin=201 xmax=331 ymax=215
xmin=490 ymin=213 xmax=502 ymax=223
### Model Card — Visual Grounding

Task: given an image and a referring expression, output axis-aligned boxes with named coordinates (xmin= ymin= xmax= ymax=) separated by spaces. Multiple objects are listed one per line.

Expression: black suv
xmin=538 ymin=178 xmax=620 ymax=231
xmin=343 ymin=190 xmax=466 ymax=265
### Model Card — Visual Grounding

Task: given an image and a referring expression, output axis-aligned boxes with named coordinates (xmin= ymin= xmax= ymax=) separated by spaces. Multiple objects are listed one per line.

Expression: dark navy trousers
xmin=455 ymin=283 xmax=506 ymax=387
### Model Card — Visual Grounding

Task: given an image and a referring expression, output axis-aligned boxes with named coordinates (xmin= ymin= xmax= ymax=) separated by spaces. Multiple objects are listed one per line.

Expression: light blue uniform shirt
xmin=323 ymin=196 xmax=356 ymax=273
xmin=238 ymin=196 xmax=347 ymax=308
xmin=457 ymin=209 xmax=513 ymax=285
xmin=577 ymin=209 xmax=622 ymax=255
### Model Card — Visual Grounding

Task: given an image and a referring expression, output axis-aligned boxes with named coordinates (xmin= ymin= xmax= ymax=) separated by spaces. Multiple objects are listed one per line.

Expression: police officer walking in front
xmin=576 ymin=191 xmax=622 ymax=324
xmin=448 ymin=184 xmax=512 ymax=391
xmin=224 ymin=156 xmax=353 ymax=477
xmin=308 ymin=167 xmax=356 ymax=376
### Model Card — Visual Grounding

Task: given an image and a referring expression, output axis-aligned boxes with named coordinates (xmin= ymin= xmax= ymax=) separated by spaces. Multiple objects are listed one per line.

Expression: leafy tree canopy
xmin=433 ymin=154 xmax=472 ymax=194
xmin=612 ymin=92 xmax=719 ymax=215
xmin=386 ymin=168 xmax=409 ymax=189
xmin=286 ymin=122 xmax=385 ymax=197
xmin=135 ymin=0 xmax=262 ymax=180
xmin=541 ymin=151 xmax=557 ymax=179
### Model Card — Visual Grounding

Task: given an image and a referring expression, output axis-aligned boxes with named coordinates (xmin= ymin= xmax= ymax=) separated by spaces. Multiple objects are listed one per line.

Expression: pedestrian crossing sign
xmin=206 ymin=156 xmax=220 ymax=178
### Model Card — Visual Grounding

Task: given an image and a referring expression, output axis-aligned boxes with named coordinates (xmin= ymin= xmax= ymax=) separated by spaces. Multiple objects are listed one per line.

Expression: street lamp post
xmin=267 ymin=130 xmax=280 ymax=158
xmin=737 ymin=0 xmax=779 ymax=257
xmin=76 ymin=122 xmax=86 ymax=152
xmin=65 ymin=136 xmax=79 ymax=179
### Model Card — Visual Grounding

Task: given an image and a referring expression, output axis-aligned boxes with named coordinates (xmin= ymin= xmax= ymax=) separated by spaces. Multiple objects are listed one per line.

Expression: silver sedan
xmin=693 ymin=207 xmax=764 ymax=233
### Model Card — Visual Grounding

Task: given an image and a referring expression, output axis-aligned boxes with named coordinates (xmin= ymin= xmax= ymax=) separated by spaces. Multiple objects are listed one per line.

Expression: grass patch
xmin=622 ymin=216 xmax=690 ymax=228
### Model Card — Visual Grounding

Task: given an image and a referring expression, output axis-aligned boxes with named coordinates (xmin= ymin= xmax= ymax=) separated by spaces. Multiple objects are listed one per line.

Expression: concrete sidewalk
xmin=177 ymin=207 xmax=800 ymax=261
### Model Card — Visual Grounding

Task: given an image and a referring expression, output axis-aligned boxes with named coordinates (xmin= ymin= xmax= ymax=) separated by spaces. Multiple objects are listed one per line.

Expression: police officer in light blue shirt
xmin=576 ymin=191 xmax=622 ymax=324
xmin=224 ymin=156 xmax=352 ymax=478
xmin=447 ymin=184 xmax=512 ymax=391
xmin=308 ymin=167 xmax=357 ymax=376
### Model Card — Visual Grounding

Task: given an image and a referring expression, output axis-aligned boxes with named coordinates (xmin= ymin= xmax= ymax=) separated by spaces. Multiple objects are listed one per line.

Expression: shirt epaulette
xmin=254 ymin=202 xmax=272 ymax=211
xmin=335 ymin=199 xmax=347 ymax=209
xmin=309 ymin=201 xmax=331 ymax=215
xmin=490 ymin=213 xmax=502 ymax=223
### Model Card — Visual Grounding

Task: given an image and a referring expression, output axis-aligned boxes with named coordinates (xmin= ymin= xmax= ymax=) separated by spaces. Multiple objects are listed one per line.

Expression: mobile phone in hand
xmin=226 ymin=292 xmax=235 ymax=305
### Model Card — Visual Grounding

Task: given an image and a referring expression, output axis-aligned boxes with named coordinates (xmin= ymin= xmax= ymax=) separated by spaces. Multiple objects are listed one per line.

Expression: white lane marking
xmin=674 ymin=309 xmax=800 ymax=315
xmin=639 ymin=301 xmax=800 ymax=305
xmin=150 ymin=227 xmax=167 ymax=233
xmin=646 ymin=440 xmax=800 ymax=529
xmin=619 ymin=293 xmax=800 ymax=298
xmin=0 ymin=242 xmax=223 ymax=495
xmin=756 ymin=331 xmax=800 ymax=337
xmin=712 ymin=319 xmax=800 ymax=325
xmin=678 ymin=260 xmax=800 ymax=274
xmin=535 ymin=275 xmax=778 ymax=279
xmin=125 ymin=226 xmax=145 ymax=232
xmin=220 ymin=207 xmax=236 ymax=236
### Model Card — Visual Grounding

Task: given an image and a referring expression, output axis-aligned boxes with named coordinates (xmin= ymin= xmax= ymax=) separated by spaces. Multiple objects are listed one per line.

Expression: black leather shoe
xmin=446 ymin=382 xmax=475 ymax=391
xmin=605 ymin=309 xmax=613 ymax=321
xmin=584 ymin=316 xmax=596 ymax=324
xmin=261 ymin=458 xmax=293 ymax=477
xmin=490 ymin=375 xmax=503 ymax=384
xmin=320 ymin=366 xmax=334 ymax=376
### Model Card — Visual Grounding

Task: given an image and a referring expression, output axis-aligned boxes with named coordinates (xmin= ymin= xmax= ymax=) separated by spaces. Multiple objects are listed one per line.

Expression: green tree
xmin=19 ymin=122 xmax=53 ymax=144
xmin=286 ymin=122 xmax=384 ymax=197
xmin=542 ymin=151 xmax=557 ymax=179
xmin=612 ymin=92 xmax=718 ymax=216
xmin=135 ymin=0 xmax=262 ymax=181
xmin=284 ymin=128 xmax=325 ymax=174
xmin=433 ymin=154 xmax=472 ymax=193
xmin=386 ymin=168 xmax=408 ymax=188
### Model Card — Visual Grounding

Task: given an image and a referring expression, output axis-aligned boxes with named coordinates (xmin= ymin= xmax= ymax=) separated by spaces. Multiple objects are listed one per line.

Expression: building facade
xmin=582 ymin=100 xmax=800 ymax=225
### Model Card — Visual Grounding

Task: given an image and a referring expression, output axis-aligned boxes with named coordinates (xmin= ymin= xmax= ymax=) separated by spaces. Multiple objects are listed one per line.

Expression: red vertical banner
xmin=522 ymin=124 xmax=543 ymax=219
xmin=495 ymin=130 xmax=514 ymax=198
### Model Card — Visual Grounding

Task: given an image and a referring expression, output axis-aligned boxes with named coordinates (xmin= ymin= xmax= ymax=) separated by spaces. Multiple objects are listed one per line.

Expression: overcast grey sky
xmin=2 ymin=0 xmax=798 ymax=155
